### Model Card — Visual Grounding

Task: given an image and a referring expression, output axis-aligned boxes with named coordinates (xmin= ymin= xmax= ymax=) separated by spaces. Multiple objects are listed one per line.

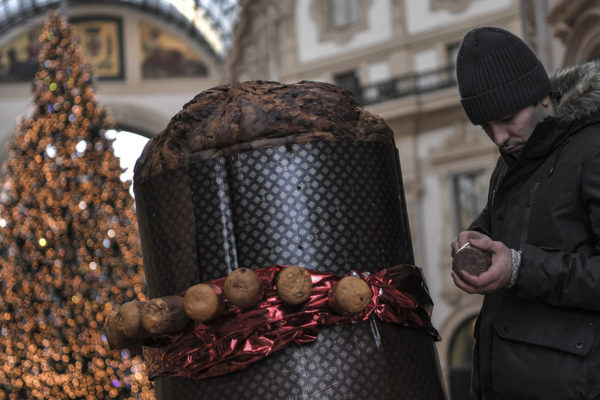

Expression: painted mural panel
xmin=72 ymin=18 xmax=124 ymax=79
xmin=0 ymin=18 xmax=123 ymax=83
xmin=0 ymin=27 xmax=43 ymax=83
xmin=140 ymin=22 xmax=208 ymax=79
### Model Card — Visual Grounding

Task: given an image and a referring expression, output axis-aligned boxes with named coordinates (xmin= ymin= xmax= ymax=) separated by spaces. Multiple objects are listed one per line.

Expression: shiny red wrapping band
xmin=142 ymin=264 xmax=440 ymax=380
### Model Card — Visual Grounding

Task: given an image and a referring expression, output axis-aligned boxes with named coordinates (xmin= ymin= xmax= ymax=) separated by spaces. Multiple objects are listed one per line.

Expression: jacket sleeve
xmin=516 ymin=146 xmax=600 ymax=311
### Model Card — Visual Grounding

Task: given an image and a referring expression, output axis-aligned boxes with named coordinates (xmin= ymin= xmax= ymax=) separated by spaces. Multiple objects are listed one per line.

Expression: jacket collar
xmin=500 ymin=61 xmax=600 ymax=164
xmin=500 ymin=116 xmax=568 ymax=166
xmin=551 ymin=60 xmax=600 ymax=123
xmin=520 ymin=117 xmax=569 ymax=159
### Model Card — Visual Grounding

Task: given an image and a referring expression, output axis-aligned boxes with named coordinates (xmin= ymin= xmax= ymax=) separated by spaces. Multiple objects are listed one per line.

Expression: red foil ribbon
xmin=142 ymin=264 xmax=439 ymax=380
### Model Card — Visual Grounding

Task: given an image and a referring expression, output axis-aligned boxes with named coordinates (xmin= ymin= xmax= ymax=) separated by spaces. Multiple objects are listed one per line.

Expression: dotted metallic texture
xmin=134 ymin=140 xmax=445 ymax=399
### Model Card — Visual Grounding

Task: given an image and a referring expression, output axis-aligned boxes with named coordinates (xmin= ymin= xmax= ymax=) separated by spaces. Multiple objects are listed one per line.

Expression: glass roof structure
xmin=0 ymin=0 xmax=239 ymax=59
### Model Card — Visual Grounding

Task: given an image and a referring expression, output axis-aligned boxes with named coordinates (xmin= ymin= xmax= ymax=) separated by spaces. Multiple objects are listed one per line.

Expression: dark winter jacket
xmin=468 ymin=61 xmax=600 ymax=400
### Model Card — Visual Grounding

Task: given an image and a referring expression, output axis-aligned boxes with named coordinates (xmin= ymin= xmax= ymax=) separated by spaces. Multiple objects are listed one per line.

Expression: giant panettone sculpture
xmin=127 ymin=81 xmax=446 ymax=399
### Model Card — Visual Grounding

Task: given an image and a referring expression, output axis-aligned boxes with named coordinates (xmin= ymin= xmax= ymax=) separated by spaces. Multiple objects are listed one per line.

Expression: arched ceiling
xmin=0 ymin=0 xmax=239 ymax=60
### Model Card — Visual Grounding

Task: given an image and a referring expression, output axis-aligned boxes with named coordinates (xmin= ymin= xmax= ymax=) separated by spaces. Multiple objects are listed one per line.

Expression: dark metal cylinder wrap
xmin=134 ymin=139 xmax=445 ymax=399
xmin=133 ymin=81 xmax=445 ymax=399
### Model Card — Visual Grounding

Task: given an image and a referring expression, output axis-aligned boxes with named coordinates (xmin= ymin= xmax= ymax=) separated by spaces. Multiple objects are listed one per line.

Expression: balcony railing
xmin=361 ymin=63 xmax=457 ymax=105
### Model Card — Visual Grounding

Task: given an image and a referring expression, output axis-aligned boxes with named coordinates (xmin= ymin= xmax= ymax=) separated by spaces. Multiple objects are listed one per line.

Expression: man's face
xmin=481 ymin=96 xmax=552 ymax=156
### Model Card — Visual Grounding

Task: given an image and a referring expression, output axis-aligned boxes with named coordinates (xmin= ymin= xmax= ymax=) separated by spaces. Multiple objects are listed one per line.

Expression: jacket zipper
xmin=520 ymin=181 xmax=540 ymax=250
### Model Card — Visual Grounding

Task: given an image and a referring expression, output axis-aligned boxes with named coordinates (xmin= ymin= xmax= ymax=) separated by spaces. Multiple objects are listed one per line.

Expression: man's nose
xmin=489 ymin=124 xmax=509 ymax=147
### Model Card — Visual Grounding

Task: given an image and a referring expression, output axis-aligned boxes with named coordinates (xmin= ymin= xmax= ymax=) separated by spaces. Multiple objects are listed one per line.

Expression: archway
xmin=447 ymin=313 xmax=478 ymax=400
xmin=106 ymin=129 xmax=150 ymax=185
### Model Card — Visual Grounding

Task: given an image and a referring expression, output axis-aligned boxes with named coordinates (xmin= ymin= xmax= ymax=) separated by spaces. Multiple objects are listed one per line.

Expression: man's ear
xmin=539 ymin=95 xmax=551 ymax=108
xmin=539 ymin=95 xmax=556 ymax=116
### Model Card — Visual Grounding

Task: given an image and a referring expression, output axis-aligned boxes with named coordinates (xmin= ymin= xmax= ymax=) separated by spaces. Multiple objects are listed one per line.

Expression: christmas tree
xmin=0 ymin=12 xmax=154 ymax=399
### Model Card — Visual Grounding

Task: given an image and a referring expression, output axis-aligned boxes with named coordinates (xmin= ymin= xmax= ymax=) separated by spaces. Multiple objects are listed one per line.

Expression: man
xmin=451 ymin=26 xmax=600 ymax=399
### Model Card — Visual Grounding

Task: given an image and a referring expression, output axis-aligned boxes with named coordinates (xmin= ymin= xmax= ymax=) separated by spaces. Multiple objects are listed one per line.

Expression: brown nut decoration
xmin=223 ymin=268 xmax=264 ymax=308
xmin=104 ymin=314 xmax=143 ymax=350
xmin=115 ymin=301 xmax=152 ymax=339
xmin=331 ymin=276 xmax=372 ymax=315
xmin=141 ymin=295 xmax=190 ymax=335
xmin=276 ymin=266 xmax=313 ymax=305
xmin=452 ymin=244 xmax=491 ymax=276
xmin=184 ymin=283 xmax=221 ymax=322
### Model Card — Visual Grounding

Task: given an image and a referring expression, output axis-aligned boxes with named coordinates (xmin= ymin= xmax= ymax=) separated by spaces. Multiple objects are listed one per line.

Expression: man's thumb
xmin=469 ymin=238 xmax=487 ymax=249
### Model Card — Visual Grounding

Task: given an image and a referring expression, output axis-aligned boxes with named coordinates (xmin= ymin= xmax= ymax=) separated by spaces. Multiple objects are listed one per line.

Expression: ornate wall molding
xmin=224 ymin=0 xmax=297 ymax=82
xmin=309 ymin=0 xmax=374 ymax=45
xmin=561 ymin=9 xmax=600 ymax=65
xmin=429 ymin=121 xmax=494 ymax=165
xmin=429 ymin=0 xmax=473 ymax=14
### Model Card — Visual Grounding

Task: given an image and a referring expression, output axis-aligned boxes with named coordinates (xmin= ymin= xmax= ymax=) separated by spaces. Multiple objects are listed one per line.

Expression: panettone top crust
xmin=133 ymin=80 xmax=394 ymax=183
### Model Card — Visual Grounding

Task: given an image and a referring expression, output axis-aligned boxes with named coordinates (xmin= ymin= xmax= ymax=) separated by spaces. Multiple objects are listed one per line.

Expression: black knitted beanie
xmin=456 ymin=27 xmax=552 ymax=125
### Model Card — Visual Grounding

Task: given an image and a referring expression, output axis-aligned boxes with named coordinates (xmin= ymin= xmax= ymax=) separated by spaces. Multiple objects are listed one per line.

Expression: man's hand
xmin=451 ymin=237 xmax=512 ymax=294
xmin=451 ymin=231 xmax=491 ymax=257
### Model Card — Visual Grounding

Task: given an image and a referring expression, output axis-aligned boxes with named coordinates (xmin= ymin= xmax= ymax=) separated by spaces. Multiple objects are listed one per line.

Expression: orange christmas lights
xmin=0 ymin=12 xmax=153 ymax=399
